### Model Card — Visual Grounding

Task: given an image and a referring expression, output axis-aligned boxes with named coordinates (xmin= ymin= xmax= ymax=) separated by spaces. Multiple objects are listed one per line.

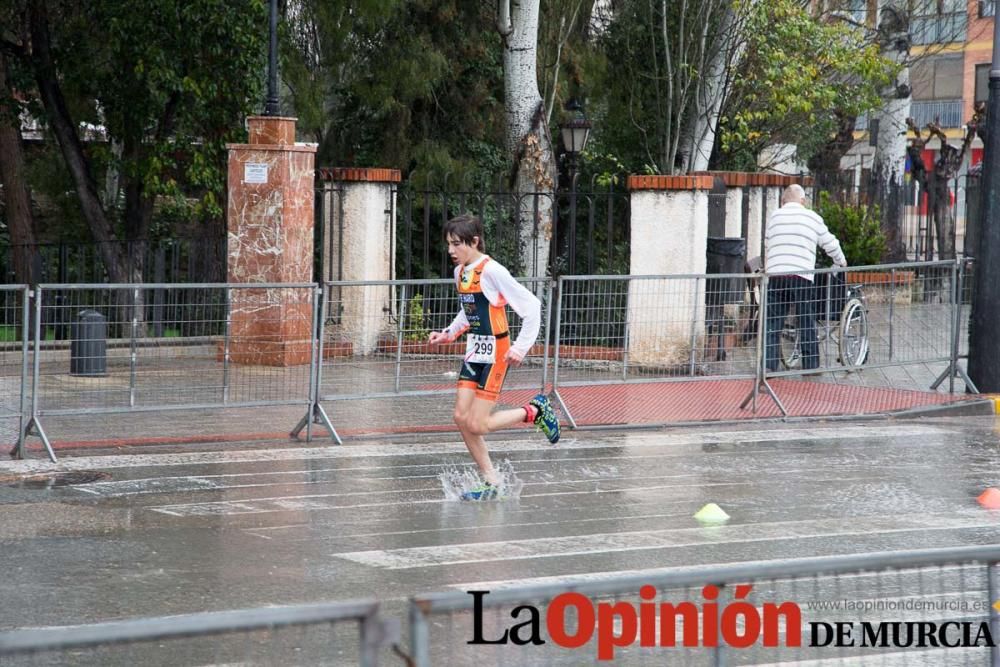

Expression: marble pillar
xmin=226 ymin=116 xmax=317 ymax=366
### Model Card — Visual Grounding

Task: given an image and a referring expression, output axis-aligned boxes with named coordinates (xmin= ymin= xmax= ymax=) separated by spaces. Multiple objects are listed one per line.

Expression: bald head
xmin=782 ymin=184 xmax=806 ymax=205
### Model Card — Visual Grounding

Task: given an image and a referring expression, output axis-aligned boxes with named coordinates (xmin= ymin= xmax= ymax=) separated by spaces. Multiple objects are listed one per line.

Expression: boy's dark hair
xmin=443 ymin=214 xmax=485 ymax=252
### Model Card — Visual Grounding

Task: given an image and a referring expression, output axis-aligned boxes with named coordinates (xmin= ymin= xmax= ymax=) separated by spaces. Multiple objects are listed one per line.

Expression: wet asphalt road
xmin=2 ymin=416 xmax=1000 ymax=665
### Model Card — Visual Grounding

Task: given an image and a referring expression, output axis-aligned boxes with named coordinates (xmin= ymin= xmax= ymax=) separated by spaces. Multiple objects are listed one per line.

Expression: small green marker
xmin=694 ymin=503 xmax=730 ymax=524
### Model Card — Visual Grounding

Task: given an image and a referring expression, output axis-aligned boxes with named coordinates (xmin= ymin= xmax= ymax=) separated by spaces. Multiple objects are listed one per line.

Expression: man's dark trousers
xmin=765 ymin=275 xmax=818 ymax=371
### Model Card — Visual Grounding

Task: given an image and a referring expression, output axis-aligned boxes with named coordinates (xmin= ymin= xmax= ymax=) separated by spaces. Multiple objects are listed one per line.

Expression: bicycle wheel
xmin=780 ymin=320 xmax=801 ymax=369
xmin=839 ymin=298 xmax=869 ymax=368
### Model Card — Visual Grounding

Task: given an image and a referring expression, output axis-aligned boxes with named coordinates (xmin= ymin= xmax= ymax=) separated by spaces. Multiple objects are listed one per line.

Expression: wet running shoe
xmin=529 ymin=393 xmax=560 ymax=444
xmin=460 ymin=482 xmax=499 ymax=501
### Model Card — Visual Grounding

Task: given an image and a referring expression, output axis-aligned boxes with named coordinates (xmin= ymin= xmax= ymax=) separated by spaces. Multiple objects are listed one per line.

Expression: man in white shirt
xmin=764 ymin=184 xmax=847 ymax=372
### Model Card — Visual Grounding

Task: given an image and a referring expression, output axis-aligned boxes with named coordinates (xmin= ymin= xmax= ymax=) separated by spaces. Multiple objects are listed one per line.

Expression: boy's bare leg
xmin=454 ymin=389 xmax=499 ymax=485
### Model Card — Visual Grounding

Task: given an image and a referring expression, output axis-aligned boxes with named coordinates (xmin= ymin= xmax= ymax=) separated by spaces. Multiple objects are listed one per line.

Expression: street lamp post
xmin=263 ymin=0 xmax=280 ymax=116
xmin=559 ymin=99 xmax=592 ymax=275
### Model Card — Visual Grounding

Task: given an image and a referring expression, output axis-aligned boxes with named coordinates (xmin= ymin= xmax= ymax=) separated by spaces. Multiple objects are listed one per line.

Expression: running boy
xmin=428 ymin=214 xmax=560 ymax=500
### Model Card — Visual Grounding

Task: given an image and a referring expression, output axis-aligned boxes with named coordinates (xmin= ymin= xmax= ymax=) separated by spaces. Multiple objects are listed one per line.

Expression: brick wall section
xmin=318 ymin=167 xmax=402 ymax=183
xmin=628 ymin=172 xmax=812 ymax=190
xmin=627 ymin=175 xmax=714 ymax=190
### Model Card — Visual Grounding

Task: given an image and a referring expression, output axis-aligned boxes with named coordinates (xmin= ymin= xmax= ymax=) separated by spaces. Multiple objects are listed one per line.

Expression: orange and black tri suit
xmin=456 ymin=258 xmax=511 ymax=401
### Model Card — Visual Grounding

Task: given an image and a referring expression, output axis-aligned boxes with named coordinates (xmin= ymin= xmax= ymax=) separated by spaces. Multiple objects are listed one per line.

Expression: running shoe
xmin=460 ymin=482 xmax=499 ymax=501
xmin=529 ymin=393 xmax=560 ymax=444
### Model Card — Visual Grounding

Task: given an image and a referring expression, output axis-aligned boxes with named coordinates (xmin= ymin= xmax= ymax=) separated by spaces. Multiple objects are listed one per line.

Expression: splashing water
xmin=439 ymin=459 xmax=524 ymax=501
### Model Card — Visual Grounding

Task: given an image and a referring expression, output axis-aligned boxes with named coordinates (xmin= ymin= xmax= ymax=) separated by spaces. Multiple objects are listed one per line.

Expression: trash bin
xmin=705 ymin=237 xmax=747 ymax=361
xmin=706 ymin=237 xmax=747 ymax=297
xmin=70 ymin=309 xmax=107 ymax=376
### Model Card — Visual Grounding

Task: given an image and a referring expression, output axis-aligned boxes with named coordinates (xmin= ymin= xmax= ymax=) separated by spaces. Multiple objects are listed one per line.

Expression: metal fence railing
xmin=21 ymin=283 xmax=319 ymax=460
xmin=5 ymin=546 xmax=997 ymax=664
xmin=314 ymin=277 xmax=550 ymax=404
xmin=0 ymin=286 xmax=32 ymax=459
xmin=0 ymin=599 xmax=397 ymax=666
xmin=7 ymin=259 xmax=979 ymax=460
xmin=0 ymin=238 xmax=227 ymax=285
xmin=408 ymin=545 xmax=1000 ymax=665
xmin=551 ymin=260 xmax=970 ymax=426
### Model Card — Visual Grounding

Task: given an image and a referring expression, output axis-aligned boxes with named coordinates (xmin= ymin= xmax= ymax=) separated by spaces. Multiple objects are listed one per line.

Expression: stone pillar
xmin=317 ymin=167 xmax=401 ymax=356
xmin=226 ymin=116 xmax=316 ymax=366
xmin=745 ymin=175 xmax=768 ymax=262
xmin=627 ymin=175 xmax=712 ymax=367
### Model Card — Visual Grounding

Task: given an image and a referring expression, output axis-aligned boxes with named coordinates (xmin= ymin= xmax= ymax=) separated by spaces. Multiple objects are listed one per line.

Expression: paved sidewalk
xmin=11 ymin=372 xmax=985 ymax=458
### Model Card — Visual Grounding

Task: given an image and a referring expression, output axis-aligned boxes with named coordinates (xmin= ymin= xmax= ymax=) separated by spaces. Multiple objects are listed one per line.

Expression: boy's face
xmin=446 ymin=233 xmax=480 ymax=266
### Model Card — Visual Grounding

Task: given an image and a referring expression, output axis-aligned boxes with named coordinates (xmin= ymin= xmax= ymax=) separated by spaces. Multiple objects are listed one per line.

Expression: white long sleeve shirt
xmin=764 ymin=202 xmax=847 ymax=281
xmin=442 ymin=256 xmax=541 ymax=358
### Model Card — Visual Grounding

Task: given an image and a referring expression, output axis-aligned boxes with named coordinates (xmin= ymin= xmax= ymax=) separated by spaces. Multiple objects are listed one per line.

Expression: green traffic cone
xmin=694 ymin=503 xmax=730 ymax=524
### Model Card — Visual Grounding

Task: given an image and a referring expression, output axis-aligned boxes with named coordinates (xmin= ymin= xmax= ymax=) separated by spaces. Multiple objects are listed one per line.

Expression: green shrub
xmin=813 ymin=191 xmax=887 ymax=266
xmin=404 ymin=293 xmax=430 ymax=342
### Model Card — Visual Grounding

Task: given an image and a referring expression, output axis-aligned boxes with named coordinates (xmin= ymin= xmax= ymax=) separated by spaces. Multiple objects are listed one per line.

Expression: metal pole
xmin=823 ymin=272 xmax=832 ymax=367
xmin=569 ymin=170 xmax=578 ymax=275
xmin=410 ymin=603 xmax=430 ymax=667
xmin=222 ymin=286 xmax=231 ymax=404
xmin=305 ymin=287 xmax=320 ymax=442
xmin=540 ymin=279 xmax=553 ymax=393
xmin=29 ymin=287 xmax=56 ymax=462
xmin=949 ymin=260 xmax=959 ymax=394
xmin=263 ymin=0 xmax=279 ymax=116
xmin=968 ymin=14 xmax=1000 ymax=391
xmin=551 ymin=276 xmax=576 ymax=428
xmin=889 ymin=267 xmax=896 ymax=361
xmin=394 ymin=285 xmax=407 ymax=393
xmin=129 ymin=287 xmax=138 ymax=408
xmin=755 ymin=273 xmax=768 ymax=409
xmin=30 ymin=287 xmax=42 ymax=427
xmin=688 ymin=278 xmax=700 ymax=375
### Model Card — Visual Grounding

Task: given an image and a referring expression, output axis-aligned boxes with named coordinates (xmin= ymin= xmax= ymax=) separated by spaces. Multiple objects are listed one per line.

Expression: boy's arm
xmin=430 ymin=267 xmax=469 ymax=344
xmin=486 ymin=264 xmax=541 ymax=358
xmin=438 ymin=309 xmax=469 ymax=342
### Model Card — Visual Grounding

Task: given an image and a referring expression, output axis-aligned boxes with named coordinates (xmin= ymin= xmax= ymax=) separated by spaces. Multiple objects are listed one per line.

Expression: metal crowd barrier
xmin=21 ymin=283 xmax=319 ymax=460
xmin=408 ymin=545 xmax=1000 ymax=665
xmin=4 ymin=546 xmax=997 ymax=665
xmin=0 ymin=285 xmax=31 ymax=459
xmin=8 ymin=260 xmax=976 ymax=459
xmin=308 ymin=277 xmax=551 ymax=438
xmin=0 ymin=599 xmax=397 ymax=666
xmin=749 ymin=260 xmax=968 ymax=414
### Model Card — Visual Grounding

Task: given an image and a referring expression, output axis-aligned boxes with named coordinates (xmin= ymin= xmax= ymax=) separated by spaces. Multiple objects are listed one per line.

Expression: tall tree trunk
xmin=678 ymin=3 xmax=740 ymax=173
xmin=872 ymin=5 xmax=910 ymax=262
xmin=930 ymin=178 xmax=955 ymax=260
xmin=807 ymin=113 xmax=857 ymax=202
xmin=28 ymin=1 xmax=129 ymax=284
xmin=0 ymin=53 xmax=37 ymax=285
xmin=500 ymin=0 xmax=555 ymax=278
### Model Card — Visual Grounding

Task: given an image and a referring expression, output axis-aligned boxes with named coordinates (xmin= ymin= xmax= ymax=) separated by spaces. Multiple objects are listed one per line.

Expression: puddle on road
xmin=439 ymin=459 xmax=524 ymax=501
xmin=1 ymin=470 xmax=111 ymax=489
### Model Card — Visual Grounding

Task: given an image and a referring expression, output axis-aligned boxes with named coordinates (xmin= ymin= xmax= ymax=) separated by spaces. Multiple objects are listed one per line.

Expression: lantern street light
xmin=558 ymin=99 xmax=592 ymax=274
xmin=560 ymin=99 xmax=592 ymax=172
